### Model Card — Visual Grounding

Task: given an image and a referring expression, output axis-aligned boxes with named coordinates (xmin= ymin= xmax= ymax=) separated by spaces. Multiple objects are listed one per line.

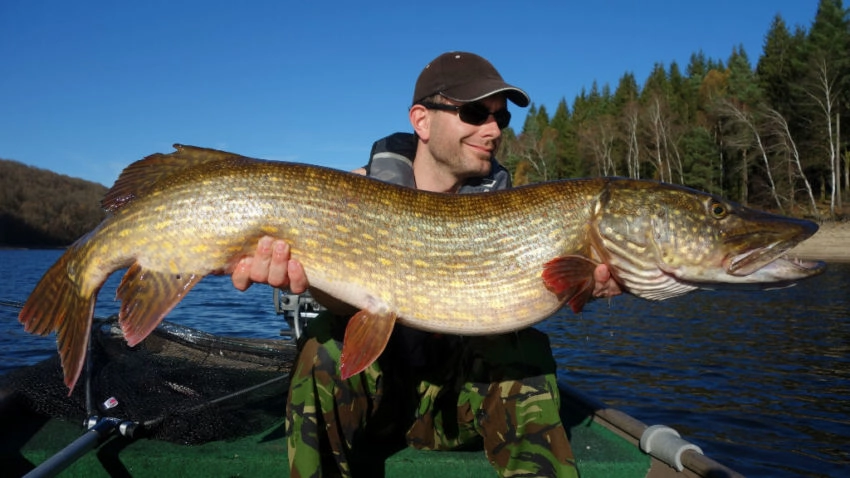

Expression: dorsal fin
xmin=102 ymin=144 xmax=242 ymax=212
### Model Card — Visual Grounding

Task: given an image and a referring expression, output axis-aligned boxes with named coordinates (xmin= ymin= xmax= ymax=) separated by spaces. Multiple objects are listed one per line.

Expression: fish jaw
xmin=659 ymin=249 xmax=826 ymax=289
xmin=705 ymin=205 xmax=825 ymax=282
xmin=726 ymin=254 xmax=826 ymax=283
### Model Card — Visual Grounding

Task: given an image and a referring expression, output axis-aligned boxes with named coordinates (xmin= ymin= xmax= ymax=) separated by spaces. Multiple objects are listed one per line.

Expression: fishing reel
xmin=273 ymin=289 xmax=325 ymax=341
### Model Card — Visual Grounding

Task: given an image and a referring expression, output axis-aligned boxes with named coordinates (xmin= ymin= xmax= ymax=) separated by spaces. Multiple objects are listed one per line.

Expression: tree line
xmin=0 ymin=158 xmax=107 ymax=247
xmin=500 ymin=0 xmax=849 ymax=219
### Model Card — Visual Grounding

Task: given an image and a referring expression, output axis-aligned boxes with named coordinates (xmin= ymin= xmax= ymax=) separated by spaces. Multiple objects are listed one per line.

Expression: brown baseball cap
xmin=412 ymin=52 xmax=530 ymax=107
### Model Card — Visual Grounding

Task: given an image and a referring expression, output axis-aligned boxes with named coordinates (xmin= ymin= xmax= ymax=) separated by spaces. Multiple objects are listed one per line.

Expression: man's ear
xmin=409 ymin=104 xmax=430 ymax=141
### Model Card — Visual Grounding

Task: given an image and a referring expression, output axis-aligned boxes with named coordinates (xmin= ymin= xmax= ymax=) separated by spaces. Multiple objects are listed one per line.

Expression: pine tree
xmin=550 ymin=98 xmax=583 ymax=178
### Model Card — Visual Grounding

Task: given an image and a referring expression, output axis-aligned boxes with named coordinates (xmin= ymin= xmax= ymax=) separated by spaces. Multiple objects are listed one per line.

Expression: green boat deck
xmin=4 ymin=393 xmax=651 ymax=477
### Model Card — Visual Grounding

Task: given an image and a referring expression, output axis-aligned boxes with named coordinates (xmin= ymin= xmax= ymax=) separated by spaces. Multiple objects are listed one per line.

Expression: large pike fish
xmin=19 ymin=145 xmax=824 ymax=393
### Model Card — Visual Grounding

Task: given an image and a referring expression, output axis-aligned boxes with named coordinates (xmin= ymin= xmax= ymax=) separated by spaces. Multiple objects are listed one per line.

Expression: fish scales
xmin=18 ymin=144 xmax=824 ymax=392
xmin=254 ymin=163 xmax=603 ymax=331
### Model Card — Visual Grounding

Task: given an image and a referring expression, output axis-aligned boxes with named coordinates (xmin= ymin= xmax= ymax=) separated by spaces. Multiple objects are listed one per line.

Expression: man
xmin=232 ymin=52 xmax=621 ymax=477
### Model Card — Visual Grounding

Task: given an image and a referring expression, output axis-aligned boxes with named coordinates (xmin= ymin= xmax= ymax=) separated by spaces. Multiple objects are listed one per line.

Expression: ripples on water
xmin=1 ymin=249 xmax=848 ymax=477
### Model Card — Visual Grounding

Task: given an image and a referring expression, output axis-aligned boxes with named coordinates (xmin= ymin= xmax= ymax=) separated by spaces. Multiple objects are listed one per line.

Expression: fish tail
xmin=18 ymin=251 xmax=98 ymax=395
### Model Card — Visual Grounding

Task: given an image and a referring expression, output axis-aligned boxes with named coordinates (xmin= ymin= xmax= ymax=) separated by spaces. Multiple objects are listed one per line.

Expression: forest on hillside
xmin=500 ymin=0 xmax=849 ymax=219
xmin=0 ymin=159 xmax=107 ymax=247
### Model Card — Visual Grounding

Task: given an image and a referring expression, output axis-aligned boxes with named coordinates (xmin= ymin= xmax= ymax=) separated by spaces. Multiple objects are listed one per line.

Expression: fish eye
xmin=709 ymin=201 xmax=727 ymax=218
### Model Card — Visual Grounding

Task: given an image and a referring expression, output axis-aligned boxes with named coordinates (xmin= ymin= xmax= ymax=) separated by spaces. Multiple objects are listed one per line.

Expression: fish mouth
xmin=727 ymin=241 xmax=785 ymax=276
xmin=724 ymin=214 xmax=823 ymax=280
xmin=726 ymin=243 xmax=825 ymax=280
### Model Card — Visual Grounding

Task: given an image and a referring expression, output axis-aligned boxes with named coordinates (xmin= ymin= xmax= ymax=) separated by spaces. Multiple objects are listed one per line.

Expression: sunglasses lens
xmin=458 ymin=103 xmax=511 ymax=129
xmin=457 ymin=103 xmax=488 ymax=125
xmin=493 ymin=110 xmax=511 ymax=129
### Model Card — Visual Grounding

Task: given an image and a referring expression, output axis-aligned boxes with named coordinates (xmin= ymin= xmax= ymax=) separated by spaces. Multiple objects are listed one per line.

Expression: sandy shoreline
xmin=789 ymin=221 xmax=850 ymax=263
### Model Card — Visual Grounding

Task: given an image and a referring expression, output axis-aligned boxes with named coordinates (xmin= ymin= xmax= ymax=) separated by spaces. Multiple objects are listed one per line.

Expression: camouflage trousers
xmin=285 ymin=312 xmax=577 ymax=478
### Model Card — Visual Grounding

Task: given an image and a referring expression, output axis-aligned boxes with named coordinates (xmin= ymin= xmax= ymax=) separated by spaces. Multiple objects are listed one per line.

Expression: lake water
xmin=0 ymin=249 xmax=847 ymax=477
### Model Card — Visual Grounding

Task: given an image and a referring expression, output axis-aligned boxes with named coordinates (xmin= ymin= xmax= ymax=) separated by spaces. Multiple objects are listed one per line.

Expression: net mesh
xmin=0 ymin=316 xmax=296 ymax=444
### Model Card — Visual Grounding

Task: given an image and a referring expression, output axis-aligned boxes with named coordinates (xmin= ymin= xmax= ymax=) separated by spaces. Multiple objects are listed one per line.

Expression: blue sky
xmin=1 ymin=1 xmax=819 ymax=187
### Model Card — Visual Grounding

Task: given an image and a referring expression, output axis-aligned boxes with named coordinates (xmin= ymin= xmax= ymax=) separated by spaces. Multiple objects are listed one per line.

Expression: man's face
xmin=423 ymin=94 xmax=507 ymax=181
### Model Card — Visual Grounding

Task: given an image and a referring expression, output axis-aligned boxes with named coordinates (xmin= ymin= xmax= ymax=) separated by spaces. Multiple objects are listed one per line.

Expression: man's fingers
xmin=249 ymin=236 xmax=275 ymax=283
xmin=593 ymin=264 xmax=611 ymax=284
xmin=231 ymin=257 xmax=253 ymax=291
xmin=266 ymin=241 xmax=291 ymax=287
xmin=592 ymin=264 xmax=622 ymax=298
xmin=231 ymin=237 xmax=304 ymax=291
xmin=287 ymin=258 xmax=308 ymax=293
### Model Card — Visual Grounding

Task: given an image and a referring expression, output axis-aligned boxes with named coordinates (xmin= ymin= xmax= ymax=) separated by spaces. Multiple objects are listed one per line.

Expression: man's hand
xmin=231 ymin=236 xmax=309 ymax=292
xmin=592 ymin=264 xmax=622 ymax=298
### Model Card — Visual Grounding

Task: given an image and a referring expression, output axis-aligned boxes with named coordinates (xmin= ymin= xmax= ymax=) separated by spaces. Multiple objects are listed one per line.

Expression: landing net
xmin=0 ymin=314 xmax=296 ymax=445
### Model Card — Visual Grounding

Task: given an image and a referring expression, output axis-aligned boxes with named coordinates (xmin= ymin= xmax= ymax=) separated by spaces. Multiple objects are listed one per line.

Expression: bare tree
xmin=515 ymin=126 xmax=558 ymax=182
xmin=580 ymin=116 xmax=618 ymax=176
xmin=805 ymin=57 xmax=842 ymax=216
xmin=667 ymin=132 xmax=685 ymax=185
xmin=647 ymin=95 xmax=672 ymax=182
xmin=763 ymin=107 xmax=820 ymax=218
xmin=716 ymin=99 xmax=784 ymax=212
xmin=621 ymin=102 xmax=641 ymax=178
xmin=644 ymin=94 xmax=685 ymax=184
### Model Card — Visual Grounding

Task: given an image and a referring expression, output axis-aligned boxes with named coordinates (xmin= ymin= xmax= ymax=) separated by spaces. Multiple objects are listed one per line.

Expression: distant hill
xmin=0 ymin=159 xmax=108 ymax=247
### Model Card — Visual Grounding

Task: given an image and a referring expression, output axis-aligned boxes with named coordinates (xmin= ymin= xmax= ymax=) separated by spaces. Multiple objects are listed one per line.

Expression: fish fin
xmin=542 ymin=255 xmax=600 ymax=313
xmin=116 ymin=263 xmax=202 ymax=346
xmin=339 ymin=310 xmax=397 ymax=380
xmin=18 ymin=251 xmax=98 ymax=395
xmin=102 ymin=144 xmax=247 ymax=212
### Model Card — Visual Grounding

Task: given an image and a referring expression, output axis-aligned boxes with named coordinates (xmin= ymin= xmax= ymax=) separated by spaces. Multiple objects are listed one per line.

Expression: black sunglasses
xmin=418 ymin=101 xmax=511 ymax=129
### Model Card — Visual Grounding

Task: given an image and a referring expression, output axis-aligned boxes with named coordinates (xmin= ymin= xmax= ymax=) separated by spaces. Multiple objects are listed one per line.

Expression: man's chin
xmin=469 ymin=157 xmax=492 ymax=177
xmin=460 ymin=145 xmax=494 ymax=176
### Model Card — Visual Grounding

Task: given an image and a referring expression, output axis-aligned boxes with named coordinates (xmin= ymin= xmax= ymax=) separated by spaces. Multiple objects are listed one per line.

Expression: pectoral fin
xmin=542 ymin=255 xmax=600 ymax=313
xmin=116 ymin=263 xmax=202 ymax=346
xmin=339 ymin=310 xmax=397 ymax=380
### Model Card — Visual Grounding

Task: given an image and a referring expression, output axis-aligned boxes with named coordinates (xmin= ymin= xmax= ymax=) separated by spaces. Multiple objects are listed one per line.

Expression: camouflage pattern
xmin=286 ymin=311 xmax=577 ymax=477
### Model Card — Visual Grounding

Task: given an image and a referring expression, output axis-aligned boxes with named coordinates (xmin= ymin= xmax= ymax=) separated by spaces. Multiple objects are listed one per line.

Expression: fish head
xmin=593 ymin=180 xmax=825 ymax=300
